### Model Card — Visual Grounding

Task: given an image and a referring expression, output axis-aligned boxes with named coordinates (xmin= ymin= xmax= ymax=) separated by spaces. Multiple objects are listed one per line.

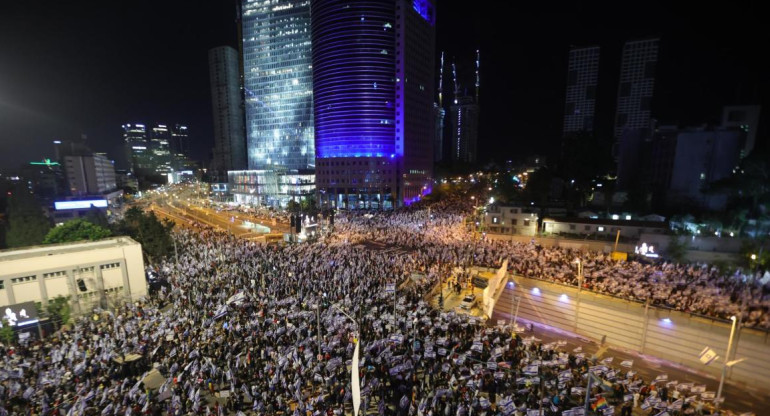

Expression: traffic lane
xmin=490 ymin=310 xmax=768 ymax=415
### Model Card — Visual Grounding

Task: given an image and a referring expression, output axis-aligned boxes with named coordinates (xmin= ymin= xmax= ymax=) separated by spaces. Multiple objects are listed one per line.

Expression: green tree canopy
xmin=4 ymin=186 xmax=51 ymax=248
xmin=113 ymin=208 xmax=175 ymax=260
xmin=43 ymin=219 xmax=112 ymax=244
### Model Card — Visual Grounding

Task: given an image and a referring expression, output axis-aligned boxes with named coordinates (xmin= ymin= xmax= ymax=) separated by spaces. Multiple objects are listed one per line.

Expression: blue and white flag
xmin=523 ymin=365 xmax=538 ymax=375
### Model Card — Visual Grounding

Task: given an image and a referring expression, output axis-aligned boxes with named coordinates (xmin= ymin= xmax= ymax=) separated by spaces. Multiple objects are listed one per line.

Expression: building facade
xmin=396 ymin=0 xmax=436 ymax=204
xmin=209 ymin=46 xmax=247 ymax=178
xmin=0 ymin=237 xmax=146 ymax=314
xmin=170 ymin=124 xmax=192 ymax=169
xmin=63 ymin=154 xmax=116 ymax=196
xmin=122 ymin=123 xmax=152 ymax=175
xmin=149 ymin=124 xmax=173 ymax=175
xmin=613 ymin=38 xmax=659 ymax=139
xmin=312 ymin=0 xmax=435 ymax=209
xmin=668 ymin=128 xmax=742 ymax=211
xmin=721 ymin=105 xmax=761 ymax=158
xmin=241 ymin=0 xmax=315 ymax=173
xmin=449 ymin=96 xmax=479 ymax=164
xmin=563 ymin=45 xmax=600 ymax=135
xmin=484 ymin=205 xmax=539 ymax=236
xmin=433 ymin=102 xmax=445 ymax=163
xmin=542 ymin=217 xmax=668 ymax=239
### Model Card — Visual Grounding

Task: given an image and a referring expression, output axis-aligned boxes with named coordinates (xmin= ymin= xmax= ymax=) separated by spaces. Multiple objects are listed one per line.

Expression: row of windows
xmin=11 ymin=275 xmax=37 ymax=284
xmin=100 ymin=263 xmax=120 ymax=270
xmin=43 ymin=270 xmax=66 ymax=279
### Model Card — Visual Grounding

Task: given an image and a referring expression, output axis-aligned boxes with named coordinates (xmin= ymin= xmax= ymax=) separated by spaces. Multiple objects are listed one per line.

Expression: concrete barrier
xmin=495 ymin=275 xmax=770 ymax=387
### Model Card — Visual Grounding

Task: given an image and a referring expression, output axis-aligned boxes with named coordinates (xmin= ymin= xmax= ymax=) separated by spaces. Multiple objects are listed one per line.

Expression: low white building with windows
xmin=541 ymin=217 xmax=668 ymax=238
xmin=0 ymin=237 xmax=146 ymax=314
xmin=484 ymin=205 xmax=539 ymax=236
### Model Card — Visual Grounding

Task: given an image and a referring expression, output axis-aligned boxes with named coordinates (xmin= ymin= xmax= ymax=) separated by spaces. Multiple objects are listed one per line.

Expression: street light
xmin=716 ymin=316 xmax=741 ymax=411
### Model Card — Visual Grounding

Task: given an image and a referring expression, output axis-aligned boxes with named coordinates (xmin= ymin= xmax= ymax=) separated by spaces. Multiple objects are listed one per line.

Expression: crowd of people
xmin=332 ymin=200 xmax=770 ymax=329
xmin=0 ymin=196 xmax=764 ymax=415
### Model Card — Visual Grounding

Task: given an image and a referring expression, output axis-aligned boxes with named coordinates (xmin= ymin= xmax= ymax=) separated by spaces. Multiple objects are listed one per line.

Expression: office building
xmin=0 ymin=237 xmax=146 ymax=314
xmin=209 ymin=46 xmax=247 ymax=178
xmin=563 ymin=46 xmax=600 ymax=135
xmin=122 ymin=124 xmax=152 ymax=175
xmin=434 ymin=103 xmax=445 ymax=163
xmin=241 ymin=1 xmax=314 ymax=169
xmin=449 ymin=96 xmax=480 ymax=164
xmin=720 ymin=105 xmax=761 ymax=158
xmin=396 ymin=0 xmax=436 ymax=203
xmin=62 ymin=153 xmax=117 ymax=196
xmin=312 ymin=0 xmax=436 ymax=209
xmin=170 ymin=124 xmax=192 ymax=168
xmin=667 ymin=128 xmax=742 ymax=211
xmin=613 ymin=38 xmax=659 ymax=139
xmin=236 ymin=0 xmax=315 ymax=206
xmin=149 ymin=124 xmax=173 ymax=175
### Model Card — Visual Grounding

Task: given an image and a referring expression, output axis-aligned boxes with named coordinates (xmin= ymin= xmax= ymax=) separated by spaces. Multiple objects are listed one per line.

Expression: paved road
xmin=492 ymin=286 xmax=769 ymax=415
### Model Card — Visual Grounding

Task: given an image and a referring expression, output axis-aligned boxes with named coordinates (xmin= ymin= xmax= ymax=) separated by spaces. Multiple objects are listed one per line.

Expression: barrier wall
xmin=482 ymin=260 xmax=509 ymax=318
xmin=494 ymin=275 xmax=770 ymax=387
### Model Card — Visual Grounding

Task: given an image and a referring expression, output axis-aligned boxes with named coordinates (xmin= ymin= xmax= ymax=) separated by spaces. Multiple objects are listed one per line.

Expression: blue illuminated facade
xmin=312 ymin=0 xmax=435 ymax=209
xmin=311 ymin=0 xmax=396 ymax=159
xmin=241 ymin=0 xmax=315 ymax=172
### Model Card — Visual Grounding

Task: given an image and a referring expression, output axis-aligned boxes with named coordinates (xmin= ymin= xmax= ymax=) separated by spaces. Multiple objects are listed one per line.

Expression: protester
xmin=0 ymin=198 xmax=759 ymax=415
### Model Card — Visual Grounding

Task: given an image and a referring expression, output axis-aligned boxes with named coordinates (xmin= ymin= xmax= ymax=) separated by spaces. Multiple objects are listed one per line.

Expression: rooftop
xmin=0 ymin=237 xmax=139 ymax=263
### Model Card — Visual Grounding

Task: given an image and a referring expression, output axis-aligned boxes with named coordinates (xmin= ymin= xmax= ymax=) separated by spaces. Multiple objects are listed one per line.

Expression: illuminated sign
xmin=132 ymin=146 xmax=147 ymax=150
xmin=29 ymin=158 xmax=60 ymax=166
xmin=0 ymin=302 xmax=39 ymax=327
xmin=635 ymin=243 xmax=659 ymax=258
xmin=54 ymin=199 xmax=108 ymax=210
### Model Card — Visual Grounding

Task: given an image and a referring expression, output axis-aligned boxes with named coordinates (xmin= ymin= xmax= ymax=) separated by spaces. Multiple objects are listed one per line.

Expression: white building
xmin=0 ymin=237 xmax=146 ymax=314
xmin=542 ymin=217 xmax=667 ymax=239
xmin=484 ymin=205 xmax=539 ymax=236
xmin=63 ymin=153 xmax=117 ymax=196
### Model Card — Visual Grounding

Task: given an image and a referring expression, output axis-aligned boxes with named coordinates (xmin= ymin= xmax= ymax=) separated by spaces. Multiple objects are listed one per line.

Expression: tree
xmin=43 ymin=219 xmax=112 ymax=244
xmin=85 ymin=205 xmax=110 ymax=228
xmin=113 ymin=209 xmax=174 ymax=261
xmin=46 ymin=296 xmax=71 ymax=328
xmin=4 ymin=186 xmax=51 ymax=248
xmin=0 ymin=320 xmax=14 ymax=346
xmin=300 ymin=196 xmax=317 ymax=214
xmin=286 ymin=200 xmax=300 ymax=213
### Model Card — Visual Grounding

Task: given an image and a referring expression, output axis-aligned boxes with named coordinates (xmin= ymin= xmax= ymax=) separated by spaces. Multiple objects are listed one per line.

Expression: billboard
xmin=0 ymin=301 xmax=39 ymax=327
xmin=54 ymin=199 xmax=108 ymax=210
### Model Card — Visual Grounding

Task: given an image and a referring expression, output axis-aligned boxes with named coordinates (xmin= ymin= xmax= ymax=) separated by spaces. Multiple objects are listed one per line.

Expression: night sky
xmin=1 ymin=1 xmax=767 ymax=170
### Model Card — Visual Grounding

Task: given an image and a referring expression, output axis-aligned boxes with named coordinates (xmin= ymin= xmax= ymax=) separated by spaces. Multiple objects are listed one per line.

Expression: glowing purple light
xmin=531 ymin=287 xmax=540 ymax=295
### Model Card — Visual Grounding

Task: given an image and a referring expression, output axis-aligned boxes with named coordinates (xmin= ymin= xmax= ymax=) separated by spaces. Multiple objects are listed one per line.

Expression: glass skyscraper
xmin=241 ymin=0 xmax=314 ymax=172
xmin=312 ymin=0 xmax=435 ymax=209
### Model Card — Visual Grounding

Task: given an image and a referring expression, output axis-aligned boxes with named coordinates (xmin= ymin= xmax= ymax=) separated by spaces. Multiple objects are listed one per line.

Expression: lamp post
xmin=715 ymin=315 xmax=737 ymax=410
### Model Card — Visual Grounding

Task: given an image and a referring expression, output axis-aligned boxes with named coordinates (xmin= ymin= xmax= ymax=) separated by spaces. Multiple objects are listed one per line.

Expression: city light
xmin=559 ymin=294 xmax=568 ymax=302
xmin=531 ymin=287 xmax=540 ymax=295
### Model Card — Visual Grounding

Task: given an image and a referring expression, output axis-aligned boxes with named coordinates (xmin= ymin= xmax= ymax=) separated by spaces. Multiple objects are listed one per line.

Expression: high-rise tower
xmin=614 ymin=38 xmax=659 ymax=139
xmin=312 ymin=0 xmax=436 ymax=209
xmin=563 ymin=46 xmax=600 ymax=135
xmin=209 ymin=46 xmax=247 ymax=177
xmin=241 ymin=0 xmax=314 ymax=172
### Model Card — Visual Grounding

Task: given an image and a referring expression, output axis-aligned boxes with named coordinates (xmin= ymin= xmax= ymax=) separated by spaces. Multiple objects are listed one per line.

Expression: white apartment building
xmin=484 ymin=205 xmax=539 ymax=236
xmin=0 ymin=237 xmax=146 ymax=314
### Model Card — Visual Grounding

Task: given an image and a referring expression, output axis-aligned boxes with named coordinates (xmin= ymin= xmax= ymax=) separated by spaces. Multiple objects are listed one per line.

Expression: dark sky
xmin=1 ymin=1 xmax=767 ymax=170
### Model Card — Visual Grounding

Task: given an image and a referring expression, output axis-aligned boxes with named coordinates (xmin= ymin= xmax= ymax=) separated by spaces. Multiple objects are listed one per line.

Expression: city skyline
xmin=0 ymin=1 xmax=766 ymax=171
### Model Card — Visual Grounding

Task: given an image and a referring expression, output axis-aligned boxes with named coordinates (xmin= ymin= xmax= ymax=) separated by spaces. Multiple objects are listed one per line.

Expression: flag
xmin=698 ymin=347 xmax=719 ymax=365
xmin=591 ymin=396 xmax=608 ymax=411
xmin=352 ymin=341 xmax=361 ymax=416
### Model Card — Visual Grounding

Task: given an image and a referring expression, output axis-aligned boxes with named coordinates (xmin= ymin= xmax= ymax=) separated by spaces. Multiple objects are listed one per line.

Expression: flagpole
xmin=584 ymin=372 xmax=593 ymax=414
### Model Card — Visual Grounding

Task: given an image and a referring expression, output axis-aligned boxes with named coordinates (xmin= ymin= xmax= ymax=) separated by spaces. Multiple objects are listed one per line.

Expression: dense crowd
xmin=333 ymin=200 xmax=770 ymax=329
xmin=0 ymin=197 xmax=762 ymax=415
